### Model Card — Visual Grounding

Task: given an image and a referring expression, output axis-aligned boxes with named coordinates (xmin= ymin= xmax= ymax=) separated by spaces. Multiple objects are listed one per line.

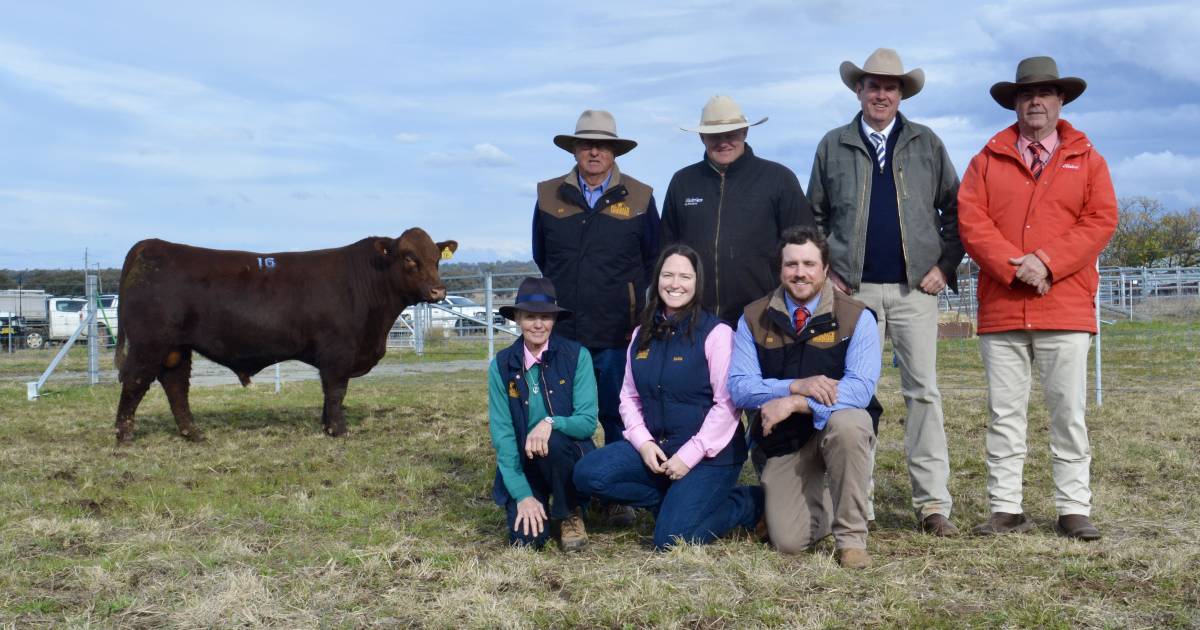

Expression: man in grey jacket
xmin=808 ymin=48 xmax=964 ymax=536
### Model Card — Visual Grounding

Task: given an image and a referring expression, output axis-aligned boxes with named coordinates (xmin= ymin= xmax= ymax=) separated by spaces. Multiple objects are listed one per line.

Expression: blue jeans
xmin=589 ymin=347 xmax=627 ymax=446
xmin=505 ymin=431 xmax=594 ymax=548
xmin=573 ymin=441 xmax=763 ymax=549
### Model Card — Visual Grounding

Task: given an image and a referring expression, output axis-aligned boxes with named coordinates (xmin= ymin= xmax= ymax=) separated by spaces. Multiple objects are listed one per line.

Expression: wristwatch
xmin=543 ymin=416 xmax=555 ymax=426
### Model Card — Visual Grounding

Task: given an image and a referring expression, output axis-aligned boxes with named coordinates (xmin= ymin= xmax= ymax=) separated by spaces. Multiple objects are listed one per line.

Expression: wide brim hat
xmin=681 ymin=95 xmax=768 ymax=134
xmin=553 ymin=109 xmax=637 ymax=156
xmin=499 ymin=276 xmax=572 ymax=321
xmin=990 ymin=55 xmax=1087 ymax=110
xmin=839 ymin=48 xmax=925 ymax=99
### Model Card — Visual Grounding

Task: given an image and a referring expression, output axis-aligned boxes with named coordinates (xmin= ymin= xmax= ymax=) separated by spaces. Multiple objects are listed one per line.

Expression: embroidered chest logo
xmin=672 ymin=356 xmax=684 ymax=362
xmin=1061 ymin=163 xmax=1080 ymax=170
xmin=558 ymin=379 xmax=566 ymax=385
xmin=635 ymin=349 xmax=650 ymax=360
xmin=555 ymin=207 xmax=566 ymax=215
xmin=810 ymin=331 xmax=837 ymax=344
xmin=508 ymin=380 xmax=520 ymax=398
xmin=607 ymin=202 xmax=632 ymax=217
xmin=684 ymin=197 xmax=704 ymax=206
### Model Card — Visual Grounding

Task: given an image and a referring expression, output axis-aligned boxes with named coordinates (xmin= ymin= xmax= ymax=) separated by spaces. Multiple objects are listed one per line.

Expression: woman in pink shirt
xmin=573 ymin=244 xmax=763 ymax=549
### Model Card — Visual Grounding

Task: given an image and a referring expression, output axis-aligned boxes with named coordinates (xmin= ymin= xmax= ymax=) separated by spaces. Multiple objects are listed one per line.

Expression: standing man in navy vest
xmin=808 ymin=49 xmax=964 ymax=536
xmin=533 ymin=110 xmax=660 ymax=526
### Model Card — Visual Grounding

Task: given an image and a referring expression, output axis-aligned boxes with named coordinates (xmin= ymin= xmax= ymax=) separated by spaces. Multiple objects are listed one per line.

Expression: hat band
xmin=701 ymin=117 xmax=748 ymax=126
xmin=515 ymin=292 xmax=557 ymax=306
xmin=575 ymin=129 xmax=618 ymax=137
xmin=1016 ymin=73 xmax=1062 ymax=83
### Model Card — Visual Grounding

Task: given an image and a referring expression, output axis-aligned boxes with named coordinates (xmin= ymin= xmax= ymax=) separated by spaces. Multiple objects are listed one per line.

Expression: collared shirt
xmin=729 ymin=288 xmax=881 ymax=430
xmin=859 ymin=115 xmax=897 ymax=144
xmin=579 ymin=171 xmax=612 ymax=209
xmin=522 ymin=339 xmax=547 ymax=370
xmin=1017 ymin=129 xmax=1059 ymax=170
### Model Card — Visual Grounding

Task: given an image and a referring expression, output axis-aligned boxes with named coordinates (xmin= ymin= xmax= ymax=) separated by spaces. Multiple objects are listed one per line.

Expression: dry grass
xmin=0 ymin=321 xmax=1197 ymax=628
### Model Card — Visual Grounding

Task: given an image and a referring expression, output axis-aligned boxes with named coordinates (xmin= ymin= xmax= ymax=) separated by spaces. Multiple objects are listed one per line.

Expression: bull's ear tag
xmin=440 ymin=247 xmax=453 ymax=260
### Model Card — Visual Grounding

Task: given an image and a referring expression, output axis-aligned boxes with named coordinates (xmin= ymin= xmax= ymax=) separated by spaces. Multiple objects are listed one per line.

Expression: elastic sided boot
xmin=972 ymin=512 xmax=1036 ymax=536
xmin=921 ymin=513 xmax=961 ymax=537
xmin=1055 ymin=514 xmax=1101 ymax=541
xmin=837 ymin=548 xmax=872 ymax=569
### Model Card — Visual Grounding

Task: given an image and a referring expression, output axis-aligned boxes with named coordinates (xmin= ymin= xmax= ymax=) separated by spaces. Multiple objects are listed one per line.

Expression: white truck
xmin=0 ymin=290 xmax=119 ymax=349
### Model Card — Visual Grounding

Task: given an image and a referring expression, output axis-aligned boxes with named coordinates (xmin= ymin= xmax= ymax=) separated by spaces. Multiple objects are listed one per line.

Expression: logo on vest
xmin=558 ymin=379 xmax=566 ymax=385
xmin=673 ymin=356 xmax=684 ymax=362
xmin=810 ymin=331 xmax=837 ymax=344
xmin=556 ymin=207 xmax=566 ymax=214
xmin=607 ymin=202 xmax=632 ymax=217
xmin=635 ymin=349 xmax=650 ymax=360
xmin=1061 ymin=163 xmax=1080 ymax=170
xmin=684 ymin=197 xmax=704 ymax=206
xmin=508 ymin=380 xmax=520 ymax=398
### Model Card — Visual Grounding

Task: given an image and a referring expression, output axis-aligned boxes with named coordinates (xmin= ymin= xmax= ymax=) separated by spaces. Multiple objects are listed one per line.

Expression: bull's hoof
xmin=179 ymin=428 xmax=206 ymax=443
xmin=115 ymin=436 xmax=134 ymax=447
xmin=323 ymin=426 xmax=348 ymax=437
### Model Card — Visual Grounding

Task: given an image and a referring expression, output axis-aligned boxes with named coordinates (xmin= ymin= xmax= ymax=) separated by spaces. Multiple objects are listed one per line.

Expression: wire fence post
xmin=86 ymin=274 xmax=99 ymax=386
xmin=485 ymin=272 xmax=495 ymax=360
xmin=1094 ymin=262 xmax=1102 ymax=406
xmin=275 ymin=363 xmax=281 ymax=393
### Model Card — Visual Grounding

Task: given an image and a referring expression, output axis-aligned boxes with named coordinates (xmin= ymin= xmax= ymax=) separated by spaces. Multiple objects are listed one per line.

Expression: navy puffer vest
xmin=629 ymin=310 xmax=746 ymax=466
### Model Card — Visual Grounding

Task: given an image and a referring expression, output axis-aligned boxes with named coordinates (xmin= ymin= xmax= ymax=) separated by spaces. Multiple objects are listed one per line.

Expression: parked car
xmin=400 ymin=295 xmax=505 ymax=335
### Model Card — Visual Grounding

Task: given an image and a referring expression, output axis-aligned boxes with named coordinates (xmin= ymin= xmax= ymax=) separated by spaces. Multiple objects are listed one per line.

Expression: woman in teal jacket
xmin=488 ymin=277 xmax=598 ymax=550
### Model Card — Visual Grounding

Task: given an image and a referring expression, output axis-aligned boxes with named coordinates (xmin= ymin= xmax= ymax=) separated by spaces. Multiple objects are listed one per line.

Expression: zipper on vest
xmin=895 ymin=159 xmax=910 ymax=279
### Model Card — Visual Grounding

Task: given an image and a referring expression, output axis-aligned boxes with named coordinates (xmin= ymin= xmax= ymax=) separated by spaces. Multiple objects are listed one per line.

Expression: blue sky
xmin=3 ymin=0 xmax=1198 ymax=269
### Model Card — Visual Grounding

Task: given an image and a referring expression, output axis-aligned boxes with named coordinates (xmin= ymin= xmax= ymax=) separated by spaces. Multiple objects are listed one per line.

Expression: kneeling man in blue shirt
xmin=730 ymin=225 xmax=882 ymax=569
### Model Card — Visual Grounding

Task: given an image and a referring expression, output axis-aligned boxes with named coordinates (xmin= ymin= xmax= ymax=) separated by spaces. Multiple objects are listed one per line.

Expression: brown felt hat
xmin=990 ymin=56 xmax=1087 ymax=110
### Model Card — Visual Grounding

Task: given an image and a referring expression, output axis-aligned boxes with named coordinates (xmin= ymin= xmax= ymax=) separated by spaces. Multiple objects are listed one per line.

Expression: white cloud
xmin=425 ymin=143 xmax=516 ymax=168
xmin=0 ymin=188 xmax=120 ymax=208
xmin=1111 ymin=151 xmax=1200 ymax=208
xmin=393 ymin=132 xmax=420 ymax=143
xmin=101 ymin=149 xmax=326 ymax=181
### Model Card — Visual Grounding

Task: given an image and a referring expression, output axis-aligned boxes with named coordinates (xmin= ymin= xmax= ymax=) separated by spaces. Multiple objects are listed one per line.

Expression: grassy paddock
xmin=0 ymin=321 xmax=1197 ymax=628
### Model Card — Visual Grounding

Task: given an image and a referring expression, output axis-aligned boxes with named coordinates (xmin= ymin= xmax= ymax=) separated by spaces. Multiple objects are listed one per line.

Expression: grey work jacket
xmin=807 ymin=112 xmax=964 ymax=292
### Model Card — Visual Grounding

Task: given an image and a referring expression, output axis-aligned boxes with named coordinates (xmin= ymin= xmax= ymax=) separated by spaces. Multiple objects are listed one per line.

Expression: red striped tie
xmin=793 ymin=306 xmax=810 ymax=333
xmin=1028 ymin=142 xmax=1046 ymax=180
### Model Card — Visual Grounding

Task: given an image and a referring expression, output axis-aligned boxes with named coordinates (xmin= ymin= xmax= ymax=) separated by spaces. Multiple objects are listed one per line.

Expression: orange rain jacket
xmin=958 ymin=119 xmax=1117 ymax=334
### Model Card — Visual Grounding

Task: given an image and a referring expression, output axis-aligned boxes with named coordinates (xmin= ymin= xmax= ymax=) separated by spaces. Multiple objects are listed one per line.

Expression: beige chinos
xmin=854 ymin=282 xmax=953 ymax=520
xmin=760 ymin=408 xmax=875 ymax=552
xmin=979 ymin=330 xmax=1092 ymax=516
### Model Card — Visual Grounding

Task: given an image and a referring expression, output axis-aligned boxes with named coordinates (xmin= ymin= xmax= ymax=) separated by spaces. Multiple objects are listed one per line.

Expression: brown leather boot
xmin=971 ymin=512 xmax=1035 ymax=535
xmin=920 ymin=513 xmax=961 ymax=537
xmin=1055 ymin=514 xmax=1101 ymax=541
xmin=560 ymin=508 xmax=589 ymax=552
xmin=837 ymin=548 xmax=872 ymax=569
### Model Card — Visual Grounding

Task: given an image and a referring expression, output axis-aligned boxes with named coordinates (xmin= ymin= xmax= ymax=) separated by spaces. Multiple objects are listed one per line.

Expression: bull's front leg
xmin=319 ymin=371 xmax=350 ymax=436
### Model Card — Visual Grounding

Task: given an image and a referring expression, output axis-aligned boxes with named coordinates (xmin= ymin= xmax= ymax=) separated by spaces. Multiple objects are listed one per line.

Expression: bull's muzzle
xmin=428 ymin=286 xmax=447 ymax=302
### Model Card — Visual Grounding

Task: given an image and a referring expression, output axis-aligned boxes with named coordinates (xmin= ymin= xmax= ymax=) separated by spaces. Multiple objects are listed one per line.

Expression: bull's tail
xmin=114 ymin=326 xmax=126 ymax=378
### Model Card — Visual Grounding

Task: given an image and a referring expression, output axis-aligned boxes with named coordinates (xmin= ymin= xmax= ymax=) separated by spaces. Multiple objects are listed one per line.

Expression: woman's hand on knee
xmin=514 ymin=497 xmax=547 ymax=538
xmin=638 ymin=441 xmax=668 ymax=474
xmin=663 ymin=454 xmax=691 ymax=481
xmin=524 ymin=419 xmax=553 ymax=458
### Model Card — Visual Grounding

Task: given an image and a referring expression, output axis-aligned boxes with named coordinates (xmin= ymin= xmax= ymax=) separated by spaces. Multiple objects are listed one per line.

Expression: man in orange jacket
xmin=958 ymin=56 xmax=1116 ymax=541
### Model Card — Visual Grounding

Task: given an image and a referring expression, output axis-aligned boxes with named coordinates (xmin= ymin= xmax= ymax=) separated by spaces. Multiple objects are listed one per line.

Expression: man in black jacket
xmin=661 ymin=95 xmax=814 ymax=325
xmin=532 ymin=110 xmax=660 ymax=525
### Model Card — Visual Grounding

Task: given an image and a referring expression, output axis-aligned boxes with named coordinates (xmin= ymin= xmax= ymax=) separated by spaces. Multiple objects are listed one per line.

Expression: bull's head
xmin=375 ymin=228 xmax=456 ymax=304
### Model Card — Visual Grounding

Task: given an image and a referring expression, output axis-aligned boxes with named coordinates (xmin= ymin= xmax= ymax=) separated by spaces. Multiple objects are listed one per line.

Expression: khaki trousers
xmin=979 ymin=330 xmax=1093 ymax=516
xmin=760 ymin=409 xmax=875 ymax=552
xmin=855 ymin=283 xmax=953 ymax=519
